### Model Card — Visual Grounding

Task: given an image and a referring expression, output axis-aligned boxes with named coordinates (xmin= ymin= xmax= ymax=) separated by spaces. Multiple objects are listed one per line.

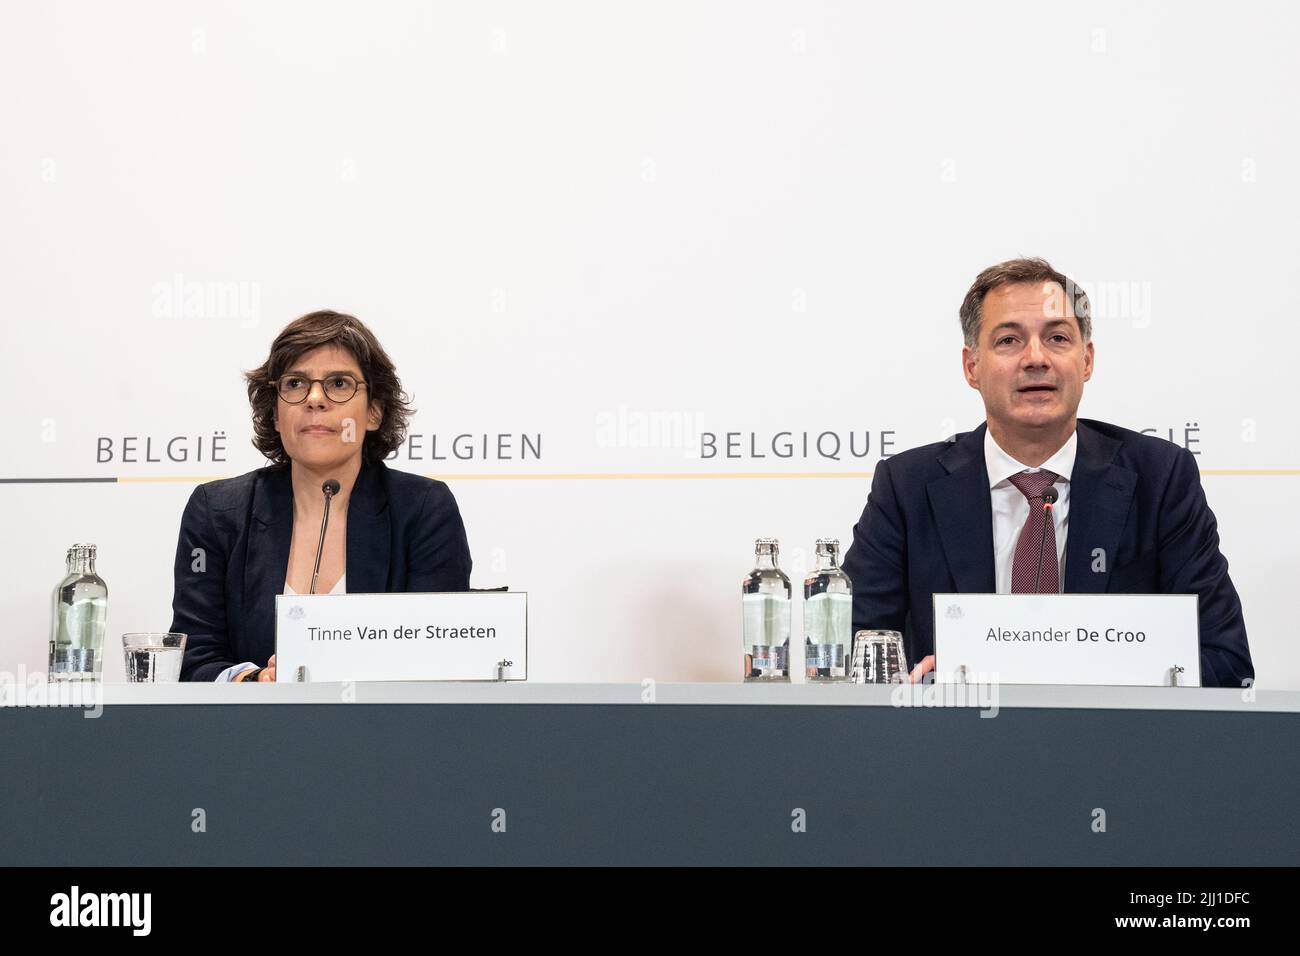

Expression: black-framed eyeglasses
xmin=272 ymin=374 xmax=368 ymax=404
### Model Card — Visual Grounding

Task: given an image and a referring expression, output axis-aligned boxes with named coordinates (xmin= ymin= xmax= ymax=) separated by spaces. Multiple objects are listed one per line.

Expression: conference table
xmin=2 ymin=681 xmax=1296 ymax=866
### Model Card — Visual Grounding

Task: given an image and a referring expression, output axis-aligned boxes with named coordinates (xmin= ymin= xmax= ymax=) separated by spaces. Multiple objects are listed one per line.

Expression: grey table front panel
xmin=2 ymin=699 xmax=1295 ymax=866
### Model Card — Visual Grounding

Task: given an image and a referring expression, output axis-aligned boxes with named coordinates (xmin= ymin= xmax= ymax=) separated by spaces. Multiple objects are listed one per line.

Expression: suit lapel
xmin=345 ymin=458 xmax=392 ymax=594
xmin=247 ymin=459 xmax=391 ymax=608
xmin=246 ymin=464 xmax=293 ymax=623
xmin=927 ymin=424 xmax=996 ymax=593
xmin=1064 ymin=420 xmax=1137 ymax=593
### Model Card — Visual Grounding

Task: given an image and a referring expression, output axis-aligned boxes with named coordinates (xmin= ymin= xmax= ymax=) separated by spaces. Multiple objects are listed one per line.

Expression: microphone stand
xmin=309 ymin=479 xmax=341 ymax=595
xmin=1033 ymin=487 xmax=1060 ymax=594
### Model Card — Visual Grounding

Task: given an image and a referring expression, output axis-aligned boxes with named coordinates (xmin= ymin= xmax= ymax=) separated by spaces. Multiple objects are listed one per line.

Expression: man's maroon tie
xmin=1008 ymin=470 xmax=1060 ymax=594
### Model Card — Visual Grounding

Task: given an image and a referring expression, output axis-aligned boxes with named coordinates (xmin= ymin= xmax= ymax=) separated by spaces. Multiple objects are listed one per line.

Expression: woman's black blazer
xmin=170 ymin=457 xmax=472 ymax=680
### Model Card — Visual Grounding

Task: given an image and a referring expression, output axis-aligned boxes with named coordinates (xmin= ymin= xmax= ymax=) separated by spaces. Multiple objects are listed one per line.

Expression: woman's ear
xmin=368 ymin=401 xmax=384 ymax=431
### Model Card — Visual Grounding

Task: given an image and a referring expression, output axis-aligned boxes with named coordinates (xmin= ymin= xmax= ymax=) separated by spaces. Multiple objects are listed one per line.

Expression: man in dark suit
xmin=841 ymin=257 xmax=1253 ymax=688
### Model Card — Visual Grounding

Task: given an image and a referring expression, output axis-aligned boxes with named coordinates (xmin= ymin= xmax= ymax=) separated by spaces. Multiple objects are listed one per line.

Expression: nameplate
xmin=274 ymin=592 xmax=527 ymax=682
xmin=931 ymin=593 xmax=1200 ymax=686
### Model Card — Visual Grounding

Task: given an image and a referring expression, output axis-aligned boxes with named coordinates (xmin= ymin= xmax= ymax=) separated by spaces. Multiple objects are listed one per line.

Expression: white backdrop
xmin=3 ymin=0 xmax=1298 ymax=686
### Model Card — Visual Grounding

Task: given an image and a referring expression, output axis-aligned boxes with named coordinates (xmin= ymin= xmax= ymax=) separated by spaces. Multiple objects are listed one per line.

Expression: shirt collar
xmin=984 ymin=427 xmax=1077 ymax=489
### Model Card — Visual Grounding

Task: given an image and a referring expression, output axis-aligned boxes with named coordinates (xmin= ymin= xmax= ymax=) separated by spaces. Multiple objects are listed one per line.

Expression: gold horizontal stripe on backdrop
xmin=91 ymin=469 xmax=1300 ymax=482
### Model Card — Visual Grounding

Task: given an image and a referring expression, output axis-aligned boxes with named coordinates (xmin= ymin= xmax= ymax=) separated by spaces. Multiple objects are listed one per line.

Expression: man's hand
xmin=908 ymin=654 xmax=935 ymax=683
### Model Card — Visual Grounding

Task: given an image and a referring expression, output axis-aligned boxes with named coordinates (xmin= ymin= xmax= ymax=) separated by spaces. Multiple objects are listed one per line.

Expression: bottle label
xmin=742 ymin=593 xmax=791 ymax=649
xmin=803 ymin=591 xmax=852 ymax=646
xmin=749 ymin=645 xmax=788 ymax=670
xmin=804 ymin=643 xmax=845 ymax=669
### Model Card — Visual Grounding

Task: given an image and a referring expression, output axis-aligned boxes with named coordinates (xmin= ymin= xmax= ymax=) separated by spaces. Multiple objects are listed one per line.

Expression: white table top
xmin=7 ymin=680 xmax=1296 ymax=712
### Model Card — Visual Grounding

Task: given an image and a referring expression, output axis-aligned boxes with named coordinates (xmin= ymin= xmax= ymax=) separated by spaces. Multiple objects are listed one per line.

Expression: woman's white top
xmin=283 ymin=573 xmax=347 ymax=596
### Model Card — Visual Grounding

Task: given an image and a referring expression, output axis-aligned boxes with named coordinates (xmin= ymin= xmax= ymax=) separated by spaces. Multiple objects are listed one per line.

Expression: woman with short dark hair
xmin=171 ymin=310 xmax=472 ymax=681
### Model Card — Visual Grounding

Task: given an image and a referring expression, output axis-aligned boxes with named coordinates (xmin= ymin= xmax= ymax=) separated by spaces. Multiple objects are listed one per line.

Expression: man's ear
xmin=1083 ymin=339 xmax=1095 ymax=382
xmin=962 ymin=345 xmax=980 ymax=390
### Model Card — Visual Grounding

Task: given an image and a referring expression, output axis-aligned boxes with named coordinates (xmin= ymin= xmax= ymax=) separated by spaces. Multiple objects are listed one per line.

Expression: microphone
xmin=1033 ymin=486 xmax=1060 ymax=594
xmin=309 ymin=479 xmax=341 ymax=595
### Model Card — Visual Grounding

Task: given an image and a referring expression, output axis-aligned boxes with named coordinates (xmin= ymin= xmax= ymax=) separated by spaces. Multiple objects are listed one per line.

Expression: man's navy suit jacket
xmin=171 ymin=457 xmax=472 ymax=681
xmin=841 ymin=418 xmax=1253 ymax=688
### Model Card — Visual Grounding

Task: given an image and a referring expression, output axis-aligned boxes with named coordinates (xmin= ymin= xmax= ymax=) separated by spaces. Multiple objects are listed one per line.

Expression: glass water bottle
xmin=742 ymin=537 xmax=792 ymax=681
xmin=803 ymin=538 xmax=853 ymax=682
xmin=49 ymin=544 xmax=108 ymax=681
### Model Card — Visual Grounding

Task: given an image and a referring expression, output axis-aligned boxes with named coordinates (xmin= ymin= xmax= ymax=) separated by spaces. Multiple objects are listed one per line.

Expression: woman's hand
xmin=236 ymin=655 xmax=276 ymax=682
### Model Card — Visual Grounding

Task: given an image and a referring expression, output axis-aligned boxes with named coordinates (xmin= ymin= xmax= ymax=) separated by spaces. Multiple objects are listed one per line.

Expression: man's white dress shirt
xmin=985 ymin=429 xmax=1076 ymax=594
